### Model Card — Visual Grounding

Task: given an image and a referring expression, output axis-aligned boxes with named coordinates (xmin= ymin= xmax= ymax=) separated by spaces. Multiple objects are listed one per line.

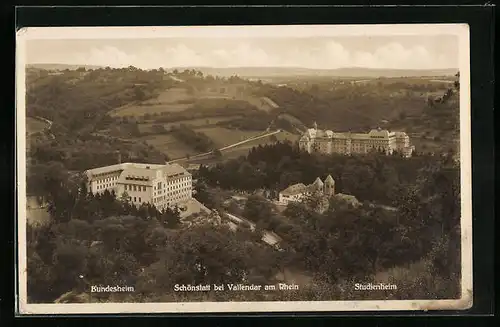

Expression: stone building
xmin=85 ymin=162 xmax=192 ymax=211
xmin=299 ymin=123 xmax=415 ymax=157
xmin=278 ymin=175 xmax=335 ymax=206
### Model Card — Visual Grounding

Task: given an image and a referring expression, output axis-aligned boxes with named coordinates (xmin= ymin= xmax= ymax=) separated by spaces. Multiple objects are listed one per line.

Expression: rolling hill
xmin=27 ymin=63 xmax=104 ymax=71
xmin=27 ymin=63 xmax=457 ymax=78
xmin=170 ymin=66 xmax=458 ymax=78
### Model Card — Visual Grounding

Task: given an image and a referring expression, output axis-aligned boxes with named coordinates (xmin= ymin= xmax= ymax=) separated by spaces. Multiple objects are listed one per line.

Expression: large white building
xmin=299 ymin=123 xmax=414 ymax=157
xmin=85 ymin=162 xmax=192 ymax=211
xmin=278 ymin=175 xmax=335 ymax=206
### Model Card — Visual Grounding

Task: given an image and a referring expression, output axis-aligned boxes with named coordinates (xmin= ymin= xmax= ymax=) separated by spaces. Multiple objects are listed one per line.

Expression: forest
xmin=197 ymin=141 xmax=453 ymax=206
xmin=27 ymin=141 xmax=461 ymax=303
xmin=197 ymin=142 xmax=462 ymax=300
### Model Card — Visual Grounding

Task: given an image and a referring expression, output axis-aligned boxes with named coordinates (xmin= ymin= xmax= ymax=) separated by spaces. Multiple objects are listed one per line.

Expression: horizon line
xmin=26 ymin=63 xmax=460 ymax=71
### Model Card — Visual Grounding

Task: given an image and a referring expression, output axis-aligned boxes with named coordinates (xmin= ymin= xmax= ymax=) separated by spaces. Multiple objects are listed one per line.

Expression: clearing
xmin=139 ymin=134 xmax=198 ymax=159
xmin=109 ymin=85 xmax=275 ymax=118
xmin=138 ymin=115 xmax=243 ymax=134
xmin=193 ymin=127 xmax=263 ymax=149
xmin=109 ymin=87 xmax=196 ymax=117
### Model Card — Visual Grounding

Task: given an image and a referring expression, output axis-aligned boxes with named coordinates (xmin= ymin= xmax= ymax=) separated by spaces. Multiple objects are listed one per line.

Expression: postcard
xmin=16 ymin=24 xmax=472 ymax=314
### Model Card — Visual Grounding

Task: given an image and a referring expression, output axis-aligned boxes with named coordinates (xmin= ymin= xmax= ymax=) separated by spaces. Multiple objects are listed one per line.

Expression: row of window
xmin=153 ymin=193 xmax=190 ymax=204
xmin=154 ymin=186 xmax=191 ymax=197
xmin=125 ymin=184 xmax=147 ymax=192
xmin=153 ymin=177 xmax=191 ymax=190
xmin=97 ymin=176 xmax=118 ymax=184
xmin=97 ymin=182 xmax=116 ymax=190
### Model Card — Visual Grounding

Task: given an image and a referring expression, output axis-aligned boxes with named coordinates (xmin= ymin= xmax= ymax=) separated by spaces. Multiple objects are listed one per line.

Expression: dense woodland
xmin=252 ymin=73 xmax=460 ymax=135
xmin=197 ymin=141 xmax=451 ymax=206
xmin=198 ymin=142 xmax=461 ymax=300
xmin=25 ymin=67 xmax=462 ymax=303
xmin=27 ymin=142 xmax=461 ymax=303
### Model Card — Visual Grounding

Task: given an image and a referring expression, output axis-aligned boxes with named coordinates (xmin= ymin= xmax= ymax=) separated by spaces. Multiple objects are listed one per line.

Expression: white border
xmin=16 ymin=24 xmax=472 ymax=314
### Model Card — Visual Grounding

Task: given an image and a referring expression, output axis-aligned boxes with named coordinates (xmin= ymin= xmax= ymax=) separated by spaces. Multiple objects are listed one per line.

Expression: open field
xmin=109 ymin=87 xmax=195 ymax=117
xmin=217 ymin=131 xmax=299 ymax=159
xmin=144 ymin=87 xmax=193 ymax=104
xmin=138 ymin=115 xmax=243 ymax=133
xmin=110 ymin=86 xmax=272 ymax=117
xmin=110 ymin=102 xmax=194 ymax=117
xmin=195 ymin=89 xmax=277 ymax=112
xmin=184 ymin=131 xmax=299 ymax=163
xmin=26 ymin=117 xmax=49 ymax=134
xmin=139 ymin=134 xmax=198 ymax=159
xmin=193 ymin=127 xmax=263 ymax=148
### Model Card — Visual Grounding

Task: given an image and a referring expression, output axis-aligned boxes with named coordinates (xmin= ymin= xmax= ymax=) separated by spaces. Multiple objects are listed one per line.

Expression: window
xmin=133 ymin=185 xmax=137 ymax=191
xmin=133 ymin=197 xmax=136 ymax=202
xmin=139 ymin=197 xmax=142 ymax=202
xmin=143 ymin=186 xmax=146 ymax=191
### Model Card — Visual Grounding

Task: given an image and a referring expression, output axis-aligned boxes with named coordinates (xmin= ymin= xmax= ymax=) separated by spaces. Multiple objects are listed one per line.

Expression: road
xmin=168 ymin=129 xmax=282 ymax=164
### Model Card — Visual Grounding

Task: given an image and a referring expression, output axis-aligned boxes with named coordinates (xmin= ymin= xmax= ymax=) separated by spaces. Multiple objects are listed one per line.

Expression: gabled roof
xmin=325 ymin=175 xmax=335 ymax=185
xmin=162 ymin=163 xmax=190 ymax=178
xmin=312 ymin=177 xmax=324 ymax=188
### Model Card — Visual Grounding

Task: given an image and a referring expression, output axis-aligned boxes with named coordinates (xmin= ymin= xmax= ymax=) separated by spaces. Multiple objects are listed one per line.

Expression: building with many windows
xmin=85 ymin=162 xmax=192 ymax=211
xmin=299 ymin=123 xmax=414 ymax=157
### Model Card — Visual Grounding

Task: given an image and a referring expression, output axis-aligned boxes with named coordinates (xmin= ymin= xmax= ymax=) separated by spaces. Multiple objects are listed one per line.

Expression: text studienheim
xmin=354 ymin=283 xmax=397 ymax=290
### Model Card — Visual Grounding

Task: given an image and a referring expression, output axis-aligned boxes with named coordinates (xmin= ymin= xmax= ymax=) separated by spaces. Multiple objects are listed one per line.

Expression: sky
xmin=25 ymin=35 xmax=459 ymax=70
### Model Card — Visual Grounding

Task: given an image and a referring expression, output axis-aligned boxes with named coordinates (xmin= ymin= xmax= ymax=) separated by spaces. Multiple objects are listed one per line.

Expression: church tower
xmin=324 ymin=175 xmax=335 ymax=196
xmin=311 ymin=177 xmax=324 ymax=194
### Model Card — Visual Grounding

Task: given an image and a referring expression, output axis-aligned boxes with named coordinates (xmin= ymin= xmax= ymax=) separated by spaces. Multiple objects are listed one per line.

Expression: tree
xmin=134 ymin=86 xmax=147 ymax=101
xmin=159 ymin=206 xmax=181 ymax=229
xmin=243 ymin=195 xmax=273 ymax=223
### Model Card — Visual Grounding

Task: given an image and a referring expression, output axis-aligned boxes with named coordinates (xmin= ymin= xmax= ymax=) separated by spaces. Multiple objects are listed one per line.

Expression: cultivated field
xmin=215 ymin=131 xmax=299 ymax=159
xmin=139 ymin=134 xmax=198 ymax=159
xmin=109 ymin=86 xmax=275 ymax=118
xmin=193 ymin=127 xmax=264 ymax=148
xmin=109 ymin=88 xmax=195 ymax=117
xmin=138 ymin=116 xmax=243 ymax=133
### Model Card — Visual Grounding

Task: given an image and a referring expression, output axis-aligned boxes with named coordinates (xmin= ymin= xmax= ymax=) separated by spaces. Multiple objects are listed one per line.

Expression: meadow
xmin=193 ymin=127 xmax=265 ymax=149
xmin=138 ymin=116 xmax=243 ymax=134
xmin=110 ymin=85 xmax=278 ymax=118
xmin=139 ymin=134 xmax=199 ymax=159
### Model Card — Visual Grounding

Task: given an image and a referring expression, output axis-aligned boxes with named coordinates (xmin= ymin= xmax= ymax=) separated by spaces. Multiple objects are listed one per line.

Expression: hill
xmin=27 ymin=63 xmax=104 ymax=71
xmin=170 ymin=66 xmax=458 ymax=78
xmin=27 ymin=63 xmax=458 ymax=78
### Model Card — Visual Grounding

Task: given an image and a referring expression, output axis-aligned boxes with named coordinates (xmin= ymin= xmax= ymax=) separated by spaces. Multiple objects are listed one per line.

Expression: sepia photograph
xmin=16 ymin=24 xmax=472 ymax=314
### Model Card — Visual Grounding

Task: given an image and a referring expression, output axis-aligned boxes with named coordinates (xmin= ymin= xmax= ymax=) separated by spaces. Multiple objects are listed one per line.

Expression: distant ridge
xmin=27 ymin=63 xmax=458 ymax=78
xmin=27 ymin=63 xmax=104 ymax=70
xmin=171 ymin=66 xmax=459 ymax=78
